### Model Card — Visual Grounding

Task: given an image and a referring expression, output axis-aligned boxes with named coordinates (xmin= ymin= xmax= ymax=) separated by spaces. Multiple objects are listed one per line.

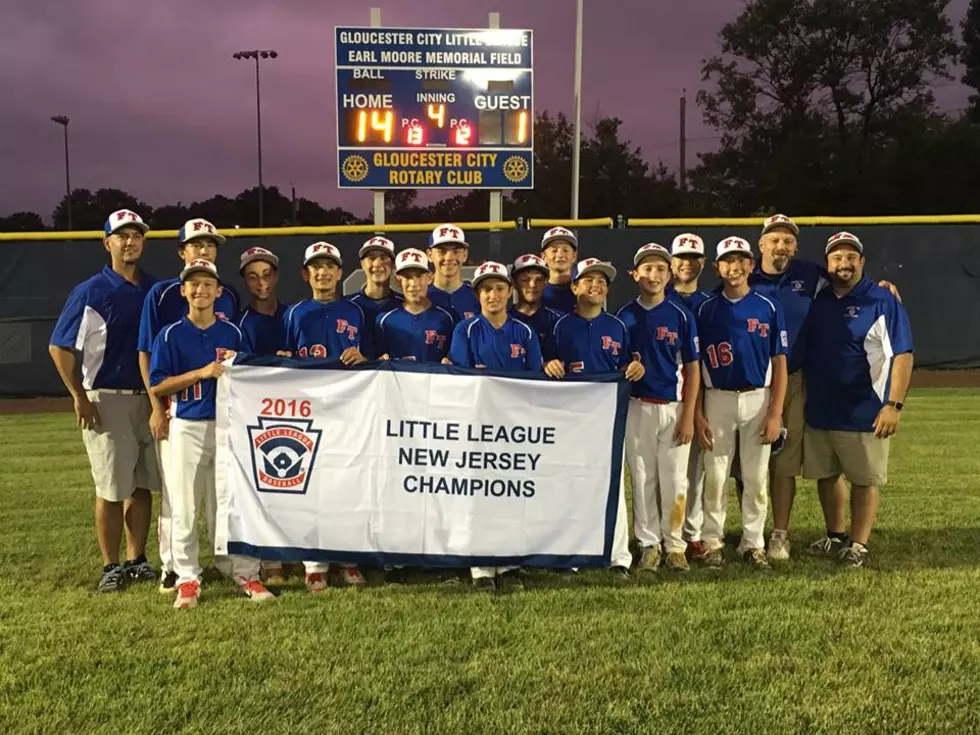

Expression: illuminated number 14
xmin=705 ymin=342 xmax=734 ymax=369
xmin=356 ymin=110 xmax=393 ymax=143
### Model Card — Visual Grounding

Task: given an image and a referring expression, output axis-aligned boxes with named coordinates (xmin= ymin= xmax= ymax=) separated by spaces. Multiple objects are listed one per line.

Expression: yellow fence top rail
xmin=528 ymin=217 xmax=614 ymax=228
xmin=0 ymin=220 xmax=518 ymax=242
xmin=627 ymin=214 xmax=980 ymax=227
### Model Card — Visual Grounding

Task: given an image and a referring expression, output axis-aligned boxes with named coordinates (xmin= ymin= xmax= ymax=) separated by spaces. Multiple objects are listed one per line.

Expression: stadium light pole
xmin=233 ymin=49 xmax=278 ymax=228
xmin=51 ymin=115 xmax=72 ymax=230
xmin=570 ymin=0 xmax=583 ymax=220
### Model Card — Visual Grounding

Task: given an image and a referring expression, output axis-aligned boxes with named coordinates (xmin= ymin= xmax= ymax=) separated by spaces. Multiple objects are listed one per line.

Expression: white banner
xmin=214 ymin=359 xmax=629 ymax=568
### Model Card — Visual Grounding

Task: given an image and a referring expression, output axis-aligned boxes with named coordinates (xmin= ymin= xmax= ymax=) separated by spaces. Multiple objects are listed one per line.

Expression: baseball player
xmin=348 ymin=236 xmax=403 ymax=339
xmin=694 ymin=237 xmax=788 ymax=570
xmin=138 ymin=217 xmax=240 ymax=593
xmin=509 ymin=254 xmax=562 ymax=346
xmin=616 ymin=243 xmax=700 ymax=573
xmin=540 ymin=226 xmax=578 ymax=313
xmin=427 ymin=224 xmax=479 ymax=320
xmin=447 ymin=261 xmax=543 ymax=591
xmin=149 ymin=259 xmax=273 ymax=609
xmin=544 ymin=258 xmax=644 ymax=577
xmin=49 ymin=209 xmax=161 ymax=593
xmin=238 ymin=247 xmax=288 ymax=356
xmin=802 ymin=232 xmax=913 ymax=567
xmin=283 ymin=241 xmax=370 ymax=591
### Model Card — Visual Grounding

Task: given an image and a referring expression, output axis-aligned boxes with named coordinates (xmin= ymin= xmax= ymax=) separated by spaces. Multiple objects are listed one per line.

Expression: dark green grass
xmin=1 ymin=389 xmax=979 ymax=734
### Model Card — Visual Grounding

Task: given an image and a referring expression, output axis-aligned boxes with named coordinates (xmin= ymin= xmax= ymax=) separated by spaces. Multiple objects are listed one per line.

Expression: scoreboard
xmin=335 ymin=26 xmax=534 ymax=190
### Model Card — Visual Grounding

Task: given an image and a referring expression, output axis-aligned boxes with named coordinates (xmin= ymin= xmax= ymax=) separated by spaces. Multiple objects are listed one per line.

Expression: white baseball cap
xmin=573 ymin=258 xmax=616 ymax=282
xmin=540 ymin=226 xmax=578 ymax=250
xmin=104 ymin=209 xmax=149 ymax=236
xmin=428 ymin=224 xmax=468 ymax=249
xmin=512 ymin=253 xmax=549 ymax=275
xmin=179 ymin=218 xmax=226 ymax=245
xmin=395 ymin=248 xmax=430 ymax=274
xmin=180 ymin=259 xmax=219 ymax=282
xmin=715 ymin=236 xmax=754 ymax=262
xmin=239 ymin=246 xmax=279 ymax=273
xmin=761 ymin=213 xmax=800 ymax=236
xmin=825 ymin=231 xmax=864 ymax=254
xmin=359 ymin=236 xmax=396 ymax=259
xmin=303 ymin=241 xmax=343 ymax=267
xmin=471 ymin=261 xmax=511 ymax=289
xmin=633 ymin=243 xmax=671 ymax=267
xmin=671 ymin=233 xmax=705 ymax=257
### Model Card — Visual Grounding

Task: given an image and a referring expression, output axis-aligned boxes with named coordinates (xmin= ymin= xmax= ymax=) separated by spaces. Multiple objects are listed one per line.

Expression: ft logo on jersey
xmin=335 ymin=319 xmax=358 ymax=339
xmin=601 ymin=336 xmax=621 ymax=355
xmin=425 ymin=330 xmax=448 ymax=349
xmin=248 ymin=417 xmax=323 ymax=494
xmin=656 ymin=327 xmax=678 ymax=346
xmin=746 ymin=318 xmax=770 ymax=337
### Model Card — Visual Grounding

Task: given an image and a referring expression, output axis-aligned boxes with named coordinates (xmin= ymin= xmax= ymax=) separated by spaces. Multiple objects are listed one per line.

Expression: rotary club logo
xmin=503 ymin=155 xmax=530 ymax=184
xmin=342 ymin=155 xmax=369 ymax=182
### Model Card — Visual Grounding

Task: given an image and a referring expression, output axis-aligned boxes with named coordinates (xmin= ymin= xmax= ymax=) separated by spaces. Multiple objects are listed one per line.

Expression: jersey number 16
xmin=705 ymin=342 xmax=734 ymax=369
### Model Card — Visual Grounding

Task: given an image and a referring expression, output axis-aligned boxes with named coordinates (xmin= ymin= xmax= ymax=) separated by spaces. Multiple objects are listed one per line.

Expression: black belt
xmin=92 ymin=388 xmax=146 ymax=395
xmin=712 ymin=386 xmax=764 ymax=393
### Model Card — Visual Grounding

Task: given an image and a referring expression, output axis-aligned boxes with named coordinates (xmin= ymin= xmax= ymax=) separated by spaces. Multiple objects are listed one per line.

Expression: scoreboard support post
xmin=370 ymin=6 xmax=385 ymax=227
xmin=488 ymin=11 xmax=503 ymax=261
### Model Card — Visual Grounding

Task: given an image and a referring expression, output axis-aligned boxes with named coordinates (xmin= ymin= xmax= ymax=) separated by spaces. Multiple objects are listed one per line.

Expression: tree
xmin=694 ymin=0 xmax=958 ymax=214
xmin=52 ymin=188 xmax=154 ymax=230
xmin=0 ymin=212 xmax=45 ymax=231
xmin=964 ymin=0 xmax=980 ymax=122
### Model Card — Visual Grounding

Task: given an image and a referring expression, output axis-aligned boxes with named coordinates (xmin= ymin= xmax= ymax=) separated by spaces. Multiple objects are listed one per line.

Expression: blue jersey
xmin=376 ymin=305 xmax=456 ymax=363
xmin=448 ymin=316 xmax=543 ymax=373
xmin=509 ymin=305 xmax=562 ymax=346
xmin=283 ymin=298 xmax=373 ymax=360
xmin=428 ymin=282 xmax=479 ymax=321
xmin=696 ymin=290 xmax=788 ymax=390
xmin=545 ymin=311 xmax=632 ymax=374
xmin=50 ymin=266 xmax=157 ymax=390
xmin=347 ymin=289 xmax=404 ymax=333
xmin=749 ymin=259 xmax=826 ymax=374
xmin=804 ymin=277 xmax=913 ymax=432
xmin=616 ymin=298 xmax=699 ymax=402
xmin=542 ymin=282 xmax=576 ymax=314
xmin=149 ymin=317 xmax=242 ymax=421
xmin=238 ymin=302 xmax=289 ymax=356
xmin=138 ymin=276 xmax=241 ymax=352
xmin=667 ymin=285 xmax=711 ymax=314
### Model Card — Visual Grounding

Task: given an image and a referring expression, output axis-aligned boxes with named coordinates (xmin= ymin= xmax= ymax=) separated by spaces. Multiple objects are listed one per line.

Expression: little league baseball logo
xmin=247 ymin=417 xmax=322 ymax=494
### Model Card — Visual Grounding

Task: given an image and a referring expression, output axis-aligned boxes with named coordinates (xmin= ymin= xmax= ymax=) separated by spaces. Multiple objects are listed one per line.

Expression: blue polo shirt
xmin=448 ymin=316 xmax=543 ymax=372
xmin=50 ymin=266 xmax=158 ymax=391
xmin=283 ymin=298 xmax=373 ymax=360
xmin=347 ymin=289 xmax=403 ymax=328
xmin=376 ymin=305 xmax=456 ymax=363
xmin=149 ymin=317 xmax=242 ymax=420
xmin=428 ymin=282 xmax=480 ymax=322
xmin=616 ymin=298 xmax=699 ymax=402
xmin=542 ymin=282 xmax=576 ymax=314
xmin=667 ymin=285 xmax=711 ymax=314
xmin=238 ymin=302 xmax=289 ymax=356
xmin=509 ymin=305 xmax=562 ymax=347
xmin=696 ymin=290 xmax=788 ymax=390
xmin=749 ymin=258 xmax=826 ymax=374
xmin=545 ymin=311 xmax=632 ymax=374
xmin=138 ymin=276 xmax=241 ymax=352
xmin=804 ymin=277 xmax=913 ymax=432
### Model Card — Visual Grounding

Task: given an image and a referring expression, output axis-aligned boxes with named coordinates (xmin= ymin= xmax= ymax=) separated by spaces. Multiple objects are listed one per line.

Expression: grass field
xmin=2 ymin=389 xmax=979 ymax=734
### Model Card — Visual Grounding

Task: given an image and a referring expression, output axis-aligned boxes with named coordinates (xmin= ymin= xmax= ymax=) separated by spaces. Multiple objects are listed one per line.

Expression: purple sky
xmin=0 ymin=0 xmax=971 ymax=222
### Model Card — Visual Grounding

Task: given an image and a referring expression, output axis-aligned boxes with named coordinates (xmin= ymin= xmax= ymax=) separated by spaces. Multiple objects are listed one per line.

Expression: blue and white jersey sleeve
xmin=771 ymin=299 xmax=789 ymax=358
xmin=680 ymin=306 xmax=699 ymax=363
xmin=138 ymin=283 xmax=165 ymax=352
xmin=50 ymin=282 xmax=88 ymax=350
xmin=524 ymin=324 xmax=544 ymax=372
xmin=448 ymin=319 xmax=475 ymax=367
xmin=149 ymin=326 xmax=177 ymax=387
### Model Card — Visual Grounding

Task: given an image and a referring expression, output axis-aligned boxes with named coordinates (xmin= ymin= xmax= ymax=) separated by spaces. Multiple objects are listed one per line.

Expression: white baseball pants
xmin=170 ymin=418 xmax=260 ymax=586
xmin=471 ymin=566 xmax=517 ymax=580
xmin=625 ymin=399 xmax=692 ymax=554
xmin=701 ymin=388 xmax=771 ymax=553
xmin=682 ymin=442 xmax=705 ymax=542
xmin=156 ymin=431 xmax=173 ymax=574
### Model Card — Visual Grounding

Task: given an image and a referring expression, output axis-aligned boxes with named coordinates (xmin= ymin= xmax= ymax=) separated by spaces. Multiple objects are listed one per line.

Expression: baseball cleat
xmin=838 ymin=544 xmax=869 ymax=568
xmin=767 ymin=536 xmax=791 ymax=561
xmin=240 ymin=579 xmax=276 ymax=602
xmin=158 ymin=570 xmax=178 ymax=594
xmin=340 ymin=566 xmax=367 ymax=586
xmin=305 ymin=572 xmax=329 ymax=594
xmin=701 ymin=548 xmax=725 ymax=568
xmin=807 ymin=536 xmax=846 ymax=557
xmin=122 ymin=559 xmax=157 ymax=583
xmin=173 ymin=581 xmax=200 ymax=609
xmin=609 ymin=565 xmax=631 ymax=580
xmin=663 ymin=551 xmax=689 ymax=572
xmin=497 ymin=570 xmax=524 ymax=591
xmin=97 ymin=565 xmax=127 ymax=593
xmin=687 ymin=540 xmax=708 ymax=562
xmin=473 ymin=577 xmax=496 ymax=591
xmin=384 ymin=568 xmax=409 ymax=585
xmin=743 ymin=548 xmax=772 ymax=571
xmin=637 ymin=546 xmax=663 ymax=572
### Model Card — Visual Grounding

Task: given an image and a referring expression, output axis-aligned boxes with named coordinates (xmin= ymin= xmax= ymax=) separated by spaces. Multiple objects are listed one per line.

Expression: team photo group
xmin=48 ymin=210 xmax=913 ymax=609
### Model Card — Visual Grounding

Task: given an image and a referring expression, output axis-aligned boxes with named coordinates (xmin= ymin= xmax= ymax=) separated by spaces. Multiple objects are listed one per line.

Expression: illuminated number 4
xmin=705 ymin=342 xmax=734 ymax=369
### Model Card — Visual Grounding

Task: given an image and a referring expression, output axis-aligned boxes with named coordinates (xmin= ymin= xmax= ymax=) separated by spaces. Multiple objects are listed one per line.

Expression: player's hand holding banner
xmin=213 ymin=358 xmax=630 ymax=569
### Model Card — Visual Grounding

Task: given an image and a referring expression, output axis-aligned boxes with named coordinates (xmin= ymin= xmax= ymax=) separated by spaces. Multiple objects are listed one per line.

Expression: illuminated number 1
xmin=356 ymin=111 xmax=368 ymax=142
xmin=517 ymin=110 xmax=528 ymax=143
xmin=427 ymin=103 xmax=446 ymax=128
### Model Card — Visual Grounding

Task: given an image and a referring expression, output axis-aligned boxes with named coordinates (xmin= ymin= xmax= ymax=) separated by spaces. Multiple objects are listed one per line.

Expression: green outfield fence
xmin=2 ymin=215 xmax=978 ymax=396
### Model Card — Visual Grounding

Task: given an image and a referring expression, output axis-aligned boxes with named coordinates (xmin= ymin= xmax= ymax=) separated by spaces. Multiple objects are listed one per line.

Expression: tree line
xmin=3 ymin=0 xmax=980 ymax=232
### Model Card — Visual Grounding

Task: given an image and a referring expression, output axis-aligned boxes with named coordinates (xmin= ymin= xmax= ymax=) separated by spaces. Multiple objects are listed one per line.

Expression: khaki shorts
xmin=81 ymin=390 xmax=161 ymax=502
xmin=770 ymin=370 xmax=804 ymax=478
xmin=802 ymin=426 xmax=890 ymax=486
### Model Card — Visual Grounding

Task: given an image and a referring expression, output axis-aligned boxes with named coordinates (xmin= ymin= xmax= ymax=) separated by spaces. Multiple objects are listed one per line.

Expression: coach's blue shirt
xmin=347 ymin=289 xmax=403 ymax=330
xmin=696 ymin=290 xmax=788 ymax=390
xmin=509 ymin=305 xmax=562 ymax=347
xmin=750 ymin=258 xmax=826 ymax=374
xmin=545 ymin=311 xmax=632 ymax=374
xmin=376 ymin=305 xmax=456 ymax=363
xmin=238 ymin=302 xmax=289 ymax=355
xmin=138 ymin=276 xmax=240 ymax=352
xmin=50 ymin=266 xmax=157 ymax=391
xmin=667 ymin=285 xmax=711 ymax=314
xmin=542 ymin=282 xmax=576 ymax=314
xmin=149 ymin=317 xmax=242 ymax=420
xmin=617 ymin=298 xmax=699 ymax=401
xmin=804 ymin=277 xmax=914 ymax=432
xmin=428 ymin=282 xmax=479 ymax=322
xmin=283 ymin=298 xmax=373 ymax=361
xmin=448 ymin=316 xmax=543 ymax=372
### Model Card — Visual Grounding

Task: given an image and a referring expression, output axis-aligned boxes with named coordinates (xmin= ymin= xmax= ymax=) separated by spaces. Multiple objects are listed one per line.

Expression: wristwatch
xmin=885 ymin=400 xmax=904 ymax=411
